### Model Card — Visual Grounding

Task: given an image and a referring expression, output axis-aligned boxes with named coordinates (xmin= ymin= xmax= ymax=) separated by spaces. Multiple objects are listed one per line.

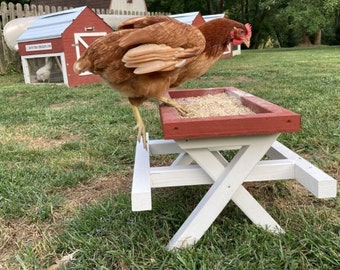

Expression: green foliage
xmin=146 ymin=0 xmax=340 ymax=47
xmin=145 ymin=0 xmax=212 ymax=14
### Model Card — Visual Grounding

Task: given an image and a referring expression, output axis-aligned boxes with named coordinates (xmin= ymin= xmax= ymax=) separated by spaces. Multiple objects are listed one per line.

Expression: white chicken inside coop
xmin=36 ymin=57 xmax=53 ymax=82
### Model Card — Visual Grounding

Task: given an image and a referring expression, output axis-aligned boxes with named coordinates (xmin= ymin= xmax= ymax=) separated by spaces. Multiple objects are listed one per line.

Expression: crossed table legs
xmin=131 ymin=133 xmax=337 ymax=250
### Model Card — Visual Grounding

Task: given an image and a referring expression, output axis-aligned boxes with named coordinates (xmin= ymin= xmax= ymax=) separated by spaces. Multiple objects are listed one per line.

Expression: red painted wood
xmin=159 ymin=87 xmax=301 ymax=139
xmin=18 ymin=38 xmax=64 ymax=55
xmin=63 ymin=7 xmax=113 ymax=87
xmin=192 ymin=13 xmax=205 ymax=26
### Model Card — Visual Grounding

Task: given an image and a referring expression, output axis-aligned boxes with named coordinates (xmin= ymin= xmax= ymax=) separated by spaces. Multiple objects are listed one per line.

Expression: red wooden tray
xmin=159 ymin=87 xmax=301 ymax=140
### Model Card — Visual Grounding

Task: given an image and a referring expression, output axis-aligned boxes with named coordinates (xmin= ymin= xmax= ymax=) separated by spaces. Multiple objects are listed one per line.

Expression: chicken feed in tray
xmin=176 ymin=93 xmax=255 ymax=118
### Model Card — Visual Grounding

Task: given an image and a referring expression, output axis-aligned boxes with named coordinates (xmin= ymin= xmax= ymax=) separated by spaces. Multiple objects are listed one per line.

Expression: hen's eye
xmin=240 ymin=30 xmax=244 ymax=34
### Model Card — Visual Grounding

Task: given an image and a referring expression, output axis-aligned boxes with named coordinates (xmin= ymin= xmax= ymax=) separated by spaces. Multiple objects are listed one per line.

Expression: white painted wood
xmin=177 ymin=135 xmax=266 ymax=150
xmin=167 ymin=134 xmax=279 ymax=249
xmin=232 ymin=185 xmax=284 ymax=233
xmin=131 ymin=133 xmax=152 ymax=211
xmin=131 ymin=133 xmax=337 ymax=249
xmin=150 ymin=160 xmax=296 ymax=188
xmin=294 ymin=166 xmax=337 ymax=198
xmin=247 ymin=159 xmax=295 ymax=181
xmin=184 ymin=148 xmax=226 ymax=180
xmin=150 ymin=165 xmax=210 ymax=188
xmin=171 ymin=153 xmax=193 ymax=166
xmin=269 ymin=141 xmax=337 ymax=198
xmin=211 ymin=151 xmax=229 ymax=166
xmin=149 ymin=139 xmax=183 ymax=155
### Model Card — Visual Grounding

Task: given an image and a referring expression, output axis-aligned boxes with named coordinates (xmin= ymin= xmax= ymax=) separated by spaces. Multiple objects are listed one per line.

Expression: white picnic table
xmin=130 ymin=87 xmax=337 ymax=250
xmin=131 ymin=134 xmax=337 ymax=250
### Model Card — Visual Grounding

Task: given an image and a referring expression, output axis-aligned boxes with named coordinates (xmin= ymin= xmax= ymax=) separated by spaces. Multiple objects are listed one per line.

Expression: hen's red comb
xmin=245 ymin=23 xmax=252 ymax=39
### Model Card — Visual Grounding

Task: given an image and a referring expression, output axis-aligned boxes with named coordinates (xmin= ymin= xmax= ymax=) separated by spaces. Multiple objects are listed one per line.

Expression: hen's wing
xmin=118 ymin=16 xmax=206 ymax=74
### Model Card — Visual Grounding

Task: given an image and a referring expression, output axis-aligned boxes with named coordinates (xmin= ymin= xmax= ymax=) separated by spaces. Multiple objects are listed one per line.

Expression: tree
xmin=146 ymin=0 xmax=340 ymax=48
xmin=225 ymin=0 xmax=340 ymax=47
xmin=145 ymin=0 xmax=225 ymax=15
xmin=281 ymin=0 xmax=340 ymax=46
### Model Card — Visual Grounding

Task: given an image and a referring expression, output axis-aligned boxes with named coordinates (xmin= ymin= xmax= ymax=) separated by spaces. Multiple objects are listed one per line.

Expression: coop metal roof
xmin=17 ymin=6 xmax=87 ymax=42
xmin=169 ymin=12 xmax=200 ymax=25
xmin=202 ymin=13 xmax=225 ymax=22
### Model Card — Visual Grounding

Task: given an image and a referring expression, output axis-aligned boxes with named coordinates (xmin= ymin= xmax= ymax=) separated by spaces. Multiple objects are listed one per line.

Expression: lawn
xmin=0 ymin=46 xmax=339 ymax=269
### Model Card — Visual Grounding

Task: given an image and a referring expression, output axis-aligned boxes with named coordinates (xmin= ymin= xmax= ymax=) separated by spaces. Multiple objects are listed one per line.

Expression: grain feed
xmin=177 ymin=92 xmax=254 ymax=118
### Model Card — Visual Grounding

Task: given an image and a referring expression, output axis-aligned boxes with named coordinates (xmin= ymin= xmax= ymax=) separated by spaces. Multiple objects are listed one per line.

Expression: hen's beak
xmin=243 ymin=38 xmax=250 ymax=48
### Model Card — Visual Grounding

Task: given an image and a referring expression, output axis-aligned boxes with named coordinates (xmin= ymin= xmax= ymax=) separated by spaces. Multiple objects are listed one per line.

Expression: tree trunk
xmin=301 ymin=28 xmax=312 ymax=46
xmin=206 ymin=0 xmax=213 ymax=14
xmin=216 ymin=0 xmax=224 ymax=13
xmin=314 ymin=28 xmax=322 ymax=45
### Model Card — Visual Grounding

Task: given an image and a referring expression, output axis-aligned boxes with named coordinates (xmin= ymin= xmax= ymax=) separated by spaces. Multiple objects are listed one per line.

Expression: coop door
xmin=21 ymin=53 xmax=67 ymax=85
xmin=74 ymin=32 xmax=107 ymax=75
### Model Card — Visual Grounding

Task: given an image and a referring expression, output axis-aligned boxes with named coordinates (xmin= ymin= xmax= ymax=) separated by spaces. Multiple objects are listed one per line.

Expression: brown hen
xmin=74 ymin=16 xmax=252 ymax=148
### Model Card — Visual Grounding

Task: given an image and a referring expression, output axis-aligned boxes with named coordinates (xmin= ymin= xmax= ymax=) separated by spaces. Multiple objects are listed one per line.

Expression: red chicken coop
xmin=17 ymin=6 xmax=113 ymax=87
xmin=169 ymin=12 xmax=205 ymax=26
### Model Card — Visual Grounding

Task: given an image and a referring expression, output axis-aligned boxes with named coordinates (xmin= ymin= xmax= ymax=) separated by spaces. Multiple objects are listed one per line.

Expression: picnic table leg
xmin=167 ymin=134 xmax=278 ymax=250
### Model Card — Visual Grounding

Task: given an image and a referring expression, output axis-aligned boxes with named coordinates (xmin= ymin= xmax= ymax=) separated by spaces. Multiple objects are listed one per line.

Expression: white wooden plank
xmin=295 ymin=166 xmax=337 ymax=198
xmin=171 ymin=153 xmax=193 ymax=166
xmin=176 ymin=135 xmax=269 ymax=150
xmin=232 ymin=186 xmax=284 ymax=233
xmin=131 ymin=133 xmax=152 ymax=211
xmin=150 ymin=165 xmax=211 ymax=188
xmin=247 ymin=159 xmax=295 ymax=181
xmin=269 ymin=141 xmax=337 ymax=198
xmin=149 ymin=139 xmax=183 ymax=155
xmin=150 ymin=160 xmax=295 ymax=188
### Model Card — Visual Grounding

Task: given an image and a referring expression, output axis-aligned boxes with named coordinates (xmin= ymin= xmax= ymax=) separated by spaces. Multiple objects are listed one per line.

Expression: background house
xmin=30 ymin=0 xmax=148 ymax=13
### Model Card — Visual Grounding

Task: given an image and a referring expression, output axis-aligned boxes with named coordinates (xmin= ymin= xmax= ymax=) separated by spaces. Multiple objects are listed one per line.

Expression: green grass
xmin=0 ymin=46 xmax=339 ymax=269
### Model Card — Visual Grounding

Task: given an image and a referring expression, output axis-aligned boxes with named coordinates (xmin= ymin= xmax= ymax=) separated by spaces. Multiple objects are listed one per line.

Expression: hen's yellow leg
xmin=157 ymin=96 xmax=188 ymax=116
xmin=130 ymin=104 xmax=147 ymax=149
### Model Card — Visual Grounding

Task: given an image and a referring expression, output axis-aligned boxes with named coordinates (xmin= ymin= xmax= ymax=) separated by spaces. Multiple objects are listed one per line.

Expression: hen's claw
xmin=158 ymin=96 xmax=188 ymax=116
xmin=133 ymin=121 xmax=147 ymax=149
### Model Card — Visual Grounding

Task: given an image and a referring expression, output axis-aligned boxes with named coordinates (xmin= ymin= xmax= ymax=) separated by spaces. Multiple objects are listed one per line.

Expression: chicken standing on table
xmin=74 ymin=16 xmax=252 ymax=149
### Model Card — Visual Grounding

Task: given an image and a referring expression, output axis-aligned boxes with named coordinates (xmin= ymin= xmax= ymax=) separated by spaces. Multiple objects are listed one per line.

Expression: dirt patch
xmin=57 ymin=172 xmax=131 ymax=215
xmin=0 ymin=126 xmax=82 ymax=151
xmin=0 ymin=172 xmax=131 ymax=269
xmin=27 ymin=134 xmax=82 ymax=150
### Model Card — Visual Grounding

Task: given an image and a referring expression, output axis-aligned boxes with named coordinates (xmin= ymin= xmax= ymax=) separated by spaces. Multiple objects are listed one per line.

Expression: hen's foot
xmin=158 ymin=96 xmax=188 ymax=116
xmin=133 ymin=121 xmax=147 ymax=149
xmin=129 ymin=102 xmax=148 ymax=149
